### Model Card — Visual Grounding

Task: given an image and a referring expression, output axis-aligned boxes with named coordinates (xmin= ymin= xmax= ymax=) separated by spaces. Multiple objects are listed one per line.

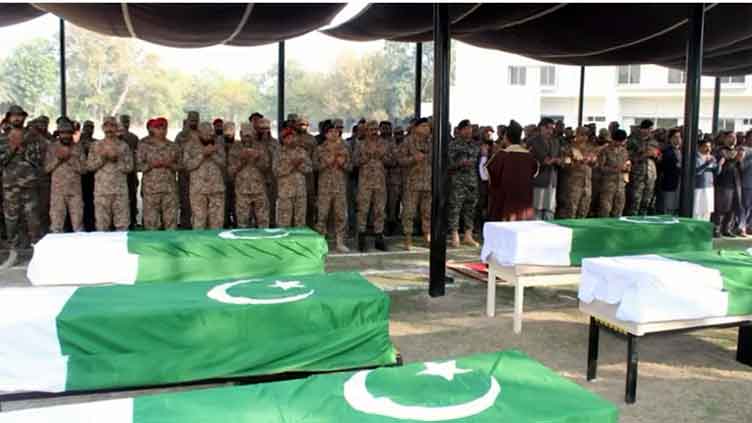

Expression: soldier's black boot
xmin=358 ymin=232 xmax=368 ymax=252
xmin=374 ymin=233 xmax=387 ymax=252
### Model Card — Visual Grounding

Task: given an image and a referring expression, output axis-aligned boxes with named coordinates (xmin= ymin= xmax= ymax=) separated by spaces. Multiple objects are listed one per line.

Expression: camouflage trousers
xmin=191 ymin=192 xmax=225 ymax=230
xmin=236 ymin=192 xmax=269 ymax=229
xmin=178 ymin=171 xmax=191 ymax=229
xmin=448 ymin=179 xmax=477 ymax=232
xmin=38 ymin=177 xmax=50 ymax=235
xmin=277 ymin=194 xmax=307 ymax=228
xmin=225 ymin=181 xmax=236 ymax=228
xmin=386 ymin=182 xmax=402 ymax=226
xmin=558 ymin=183 xmax=592 ymax=219
xmin=95 ymin=193 xmax=129 ymax=232
xmin=316 ymin=191 xmax=347 ymax=238
xmin=127 ymin=172 xmax=139 ymax=228
xmin=357 ymin=187 xmax=386 ymax=234
xmin=597 ymin=183 xmax=625 ymax=218
xmin=627 ymin=178 xmax=656 ymax=216
xmin=265 ymin=177 xmax=277 ymax=227
xmin=50 ymin=192 xmax=83 ymax=233
xmin=4 ymin=185 xmax=40 ymax=249
xmin=143 ymin=192 xmax=178 ymax=230
xmin=306 ymin=173 xmax=317 ymax=228
xmin=402 ymin=189 xmax=431 ymax=236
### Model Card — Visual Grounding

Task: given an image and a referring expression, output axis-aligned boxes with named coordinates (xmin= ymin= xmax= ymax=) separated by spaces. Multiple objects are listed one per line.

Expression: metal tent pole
xmin=577 ymin=65 xmax=585 ymax=127
xmin=429 ymin=3 xmax=450 ymax=298
xmin=679 ymin=4 xmax=705 ymax=218
xmin=414 ymin=42 xmax=423 ymax=119
xmin=59 ymin=18 xmax=67 ymax=117
xmin=712 ymin=77 xmax=721 ymax=135
xmin=277 ymin=41 xmax=285 ymax=136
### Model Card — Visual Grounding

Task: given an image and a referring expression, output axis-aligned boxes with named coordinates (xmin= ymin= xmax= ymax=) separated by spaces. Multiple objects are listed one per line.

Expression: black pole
xmin=414 ymin=42 xmax=423 ymax=119
xmin=59 ymin=18 xmax=67 ymax=117
xmin=712 ymin=76 xmax=721 ymax=135
xmin=679 ymin=4 xmax=705 ymax=218
xmin=577 ymin=65 xmax=585 ymax=127
xmin=429 ymin=4 xmax=449 ymax=298
xmin=277 ymin=41 xmax=285 ymax=136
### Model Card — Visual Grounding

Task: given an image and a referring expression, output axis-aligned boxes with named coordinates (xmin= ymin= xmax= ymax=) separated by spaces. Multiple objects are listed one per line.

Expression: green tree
xmin=0 ymin=37 xmax=59 ymax=117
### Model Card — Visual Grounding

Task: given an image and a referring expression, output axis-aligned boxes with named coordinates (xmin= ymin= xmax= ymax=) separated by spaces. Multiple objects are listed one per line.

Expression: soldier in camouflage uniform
xmin=27 ymin=118 xmax=51 ymax=236
xmin=558 ymin=127 xmax=597 ymax=218
xmin=45 ymin=120 xmax=84 ymax=233
xmin=398 ymin=118 xmax=432 ymax=250
xmin=356 ymin=120 xmax=391 ymax=252
xmin=79 ymin=120 xmax=97 ymax=231
xmin=626 ymin=119 xmax=660 ymax=215
xmin=0 ymin=105 xmax=41 ymax=267
xmin=183 ymin=122 xmax=226 ymax=230
xmin=137 ymin=117 xmax=180 ymax=230
xmin=313 ymin=121 xmax=351 ymax=252
xmin=273 ymin=127 xmax=311 ymax=227
xmin=229 ymin=123 xmax=270 ymax=229
xmin=253 ymin=118 xmax=280 ymax=227
xmin=120 ymin=115 xmax=140 ymax=229
xmin=386 ymin=125 xmax=404 ymax=236
xmin=221 ymin=122 xmax=237 ymax=228
xmin=596 ymin=129 xmax=631 ymax=217
xmin=589 ymin=128 xmax=611 ymax=216
xmin=294 ymin=116 xmax=318 ymax=227
xmin=447 ymin=119 xmax=480 ymax=248
xmin=87 ymin=117 xmax=133 ymax=231
xmin=175 ymin=111 xmax=200 ymax=228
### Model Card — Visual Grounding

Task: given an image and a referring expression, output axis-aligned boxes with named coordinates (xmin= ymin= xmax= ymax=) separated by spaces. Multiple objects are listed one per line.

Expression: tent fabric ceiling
xmin=324 ymin=3 xmax=752 ymax=76
xmin=9 ymin=3 xmax=345 ymax=48
xmin=0 ymin=4 xmax=45 ymax=27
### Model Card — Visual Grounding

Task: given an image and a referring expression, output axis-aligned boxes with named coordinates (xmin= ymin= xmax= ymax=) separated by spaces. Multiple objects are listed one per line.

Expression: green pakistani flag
xmin=580 ymin=249 xmax=752 ymax=322
xmin=27 ymin=228 xmax=328 ymax=286
xmin=0 ymin=350 xmax=618 ymax=423
xmin=0 ymin=272 xmax=396 ymax=393
xmin=482 ymin=216 xmax=713 ymax=267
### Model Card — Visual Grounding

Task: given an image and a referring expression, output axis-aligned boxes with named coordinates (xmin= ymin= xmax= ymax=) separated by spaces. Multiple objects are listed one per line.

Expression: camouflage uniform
xmin=255 ymin=134 xmax=280 ymax=226
xmin=0 ymin=130 xmax=42 ymax=248
xmin=385 ymin=137 xmax=403 ymax=232
xmin=447 ymin=136 xmax=480 ymax=232
xmin=314 ymin=138 xmax=351 ymax=239
xmin=87 ymin=137 xmax=134 ymax=231
xmin=183 ymin=140 xmax=226 ymax=230
xmin=399 ymin=134 xmax=432 ymax=236
xmin=356 ymin=137 xmax=391 ymax=234
xmin=596 ymin=143 xmax=630 ymax=217
xmin=123 ymin=130 xmax=140 ymax=227
xmin=175 ymin=127 xmax=197 ymax=228
xmin=136 ymin=137 xmax=180 ymax=230
xmin=79 ymin=132 xmax=97 ymax=231
xmin=45 ymin=140 xmax=84 ymax=232
xmin=558 ymin=143 xmax=595 ymax=219
xmin=626 ymin=136 xmax=660 ymax=215
xmin=296 ymin=131 xmax=318 ymax=227
xmin=273 ymin=143 xmax=311 ymax=227
xmin=228 ymin=138 xmax=270 ymax=228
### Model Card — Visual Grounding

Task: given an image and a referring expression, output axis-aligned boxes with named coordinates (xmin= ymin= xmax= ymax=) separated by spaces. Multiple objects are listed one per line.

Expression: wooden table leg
xmin=486 ymin=263 xmax=496 ymax=317
xmin=737 ymin=323 xmax=752 ymax=366
xmin=625 ymin=334 xmax=639 ymax=404
xmin=513 ymin=280 xmax=524 ymax=334
xmin=587 ymin=317 xmax=600 ymax=381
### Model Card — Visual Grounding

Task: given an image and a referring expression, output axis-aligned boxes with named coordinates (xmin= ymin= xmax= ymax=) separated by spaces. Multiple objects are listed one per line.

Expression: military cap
xmin=415 ymin=117 xmax=429 ymax=126
xmin=103 ymin=116 xmax=118 ymax=126
xmin=186 ymin=111 xmax=200 ymax=120
xmin=240 ymin=122 xmax=253 ymax=135
xmin=249 ymin=112 xmax=264 ymax=121
xmin=321 ymin=120 xmax=336 ymax=135
xmin=612 ymin=129 xmax=628 ymax=141
xmin=57 ymin=120 xmax=74 ymax=133
xmin=457 ymin=119 xmax=471 ymax=130
xmin=147 ymin=117 xmax=168 ymax=129
xmin=365 ymin=120 xmax=379 ymax=129
xmin=257 ymin=118 xmax=271 ymax=128
xmin=639 ymin=119 xmax=654 ymax=129
xmin=83 ymin=120 xmax=94 ymax=127
xmin=56 ymin=116 xmax=72 ymax=125
xmin=5 ymin=105 xmax=28 ymax=118
xmin=287 ymin=113 xmax=299 ymax=122
xmin=281 ymin=127 xmax=295 ymax=139
xmin=482 ymin=126 xmax=495 ymax=133
xmin=379 ymin=121 xmax=392 ymax=127
xmin=295 ymin=115 xmax=309 ymax=124
xmin=223 ymin=121 xmax=235 ymax=130
xmin=37 ymin=115 xmax=50 ymax=124
xmin=213 ymin=118 xmax=224 ymax=125
xmin=598 ymin=128 xmax=610 ymax=138
xmin=394 ymin=126 xmax=405 ymax=133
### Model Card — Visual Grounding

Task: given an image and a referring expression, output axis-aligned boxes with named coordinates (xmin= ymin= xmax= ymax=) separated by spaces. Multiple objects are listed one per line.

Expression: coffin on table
xmin=0 ymin=350 xmax=618 ymax=423
xmin=579 ymin=249 xmax=752 ymax=322
xmin=0 ymin=272 xmax=396 ymax=393
xmin=481 ymin=216 xmax=713 ymax=267
xmin=27 ymin=228 xmax=328 ymax=286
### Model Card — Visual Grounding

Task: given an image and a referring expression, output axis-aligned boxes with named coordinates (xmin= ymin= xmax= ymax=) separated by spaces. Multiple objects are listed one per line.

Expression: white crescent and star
xmin=619 ymin=216 xmax=679 ymax=224
xmin=344 ymin=360 xmax=500 ymax=421
xmin=218 ymin=228 xmax=291 ymax=240
xmin=207 ymin=279 xmax=314 ymax=305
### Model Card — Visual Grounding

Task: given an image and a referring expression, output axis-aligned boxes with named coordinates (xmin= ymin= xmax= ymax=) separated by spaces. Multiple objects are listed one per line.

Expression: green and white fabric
xmin=27 ymin=228 xmax=328 ymax=286
xmin=481 ymin=216 xmax=713 ymax=267
xmin=0 ymin=272 xmax=396 ymax=393
xmin=580 ymin=250 xmax=752 ymax=323
xmin=0 ymin=350 xmax=618 ymax=423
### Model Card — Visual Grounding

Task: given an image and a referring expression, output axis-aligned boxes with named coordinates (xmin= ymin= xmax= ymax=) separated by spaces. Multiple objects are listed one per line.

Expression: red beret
xmin=213 ymin=118 xmax=224 ymax=125
xmin=147 ymin=117 xmax=167 ymax=129
xmin=281 ymin=127 xmax=295 ymax=139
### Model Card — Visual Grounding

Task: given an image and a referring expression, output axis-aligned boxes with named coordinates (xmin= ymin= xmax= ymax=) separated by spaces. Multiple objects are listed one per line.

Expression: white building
xmin=451 ymin=42 xmax=752 ymax=133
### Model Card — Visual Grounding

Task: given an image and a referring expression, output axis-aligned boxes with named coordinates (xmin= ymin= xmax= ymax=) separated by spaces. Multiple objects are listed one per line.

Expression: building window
xmin=587 ymin=116 xmax=606 ymax=123
xmin=656 ymin=118 xmax=679 ymax=129
xmin=509 ymin=66 xmax=527 ymax=86
xmin=541 ymin=114 xmax=564 ymax=123
xmin=668 ymin=69 xmax=685 ymax=84
xmin=718 ymin=118 xmax=735 ymax=131
xmin=540 ymin=66 xmax=555 ymax=86
xmin=720 ymin=75 xmax=745 ymax=84
xmin=618 ymin=65 xmax=641 ymax=84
